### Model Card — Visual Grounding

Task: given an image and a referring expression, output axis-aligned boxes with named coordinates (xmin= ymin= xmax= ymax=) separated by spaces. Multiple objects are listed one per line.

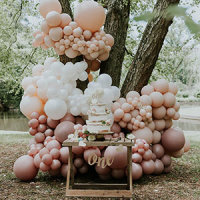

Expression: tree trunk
xmin=99 ymin=0 xmax=130 ymax=87
xmin=58 ymin=0 xmax=88 ymax=91
xmin=121 ymin=0 xmax=180 ymax=97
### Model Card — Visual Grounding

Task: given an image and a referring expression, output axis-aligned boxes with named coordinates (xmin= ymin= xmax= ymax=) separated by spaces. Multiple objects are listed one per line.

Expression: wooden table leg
xmin=68 ymin=146 xmax=74 ymax=188
xmin=127 ymin=146 xmax=133 ymax=191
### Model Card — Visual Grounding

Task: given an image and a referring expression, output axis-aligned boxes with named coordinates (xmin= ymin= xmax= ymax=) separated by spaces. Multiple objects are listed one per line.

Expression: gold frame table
xmin=62 ymin=138 xmax=134 ymax=199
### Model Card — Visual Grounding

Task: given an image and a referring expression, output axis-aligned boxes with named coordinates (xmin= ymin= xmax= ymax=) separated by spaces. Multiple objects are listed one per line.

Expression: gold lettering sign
xmin=88 ymin=153 xmax=114 ymax=168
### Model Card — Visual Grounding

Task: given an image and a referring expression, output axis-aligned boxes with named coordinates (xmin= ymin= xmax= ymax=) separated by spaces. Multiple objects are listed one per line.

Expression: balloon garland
xmin=13 ymin=0 xmax=190 ymax=182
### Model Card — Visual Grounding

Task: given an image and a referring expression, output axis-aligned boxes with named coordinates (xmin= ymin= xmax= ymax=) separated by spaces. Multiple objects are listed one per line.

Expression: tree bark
xmin=58 ymin=0 xmax=88 ymax=91
xmin=121 ymin=0 xmax=180 ymax=97
xmin=99 ymin=0 xmax=130 ymax=87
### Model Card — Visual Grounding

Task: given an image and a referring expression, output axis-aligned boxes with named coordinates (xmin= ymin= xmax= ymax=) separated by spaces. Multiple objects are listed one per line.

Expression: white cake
xmin=86 ymin=102 xmax=112 ymax=134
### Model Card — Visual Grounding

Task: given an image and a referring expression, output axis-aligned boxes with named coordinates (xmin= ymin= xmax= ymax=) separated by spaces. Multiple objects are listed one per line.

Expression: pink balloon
xmin=84 ymin=148 xmax=101 ymax=162
xmin=39 ymin=148 xmax=50 ymax=158
xmin=28 ymin=119 xmax=39 ymax=129
xmin=95 ymin=164 xmax=111 ymax=175
xmin=45 ymin=129 xmax=54 ymax=137
xmin=34 ymin=153 xmax=42 ymax=168
xmin=49 ymin=27 xmax=63 ymax=41
xmin=140 ymin=160 xmax=155 ymax=174
xmin=74 ymin=158 xmax=85 ymax=168
xmin=141 ymin=85 xmax=154 ymax=95
xmin=161 ymin=154 xmax=172 ymax=167
xmin=50 ymin=148 xmax=60 ymax=159
xmin=42 ymin=154 xmax=53 ymax=165
xmin=50 ymin=159 xmax=61 ymax=170
xmin=61 ymin=164 xmax=77 ymax=178
xmin=75 ymin=117 xmax=85 ymax=125
xmin=149 ymin=92 xmax=164 ymax=108
xmin=111 ymin=169 xmax=125 ymax=179
xmin=35 ymin=132 xmax=45 ymax=143
xmin=59 ymin=147 xmax=71 ymax=164
xmin=99 ymin=173 xmax=112 ymax=181
xmin=105 ymin=34 xmax=114 ymax=47
xmin=111 ymin=123 xmax=121 ymax=133
xmin=38 ymin=115 xmax=47 ymax=124
xmin=37 ymin=124 xmax=47 ymax=133
xmin=54 ymin=121 xmax=75 ymax=143
xmin=79 ymin=163 xmax=89 ymax=174
xmin=168 ymin=82 xmax=178 ymax=95
xmin=152 ymin=144 xmax=165 ymax=159
xmin=60 ymin=13 xmax=72 ymax=28
xmin=132 ymin=153 xmax=142 ymax=163
xmin=140 ymin=95 xmax=152 ymax=106
xmin=163 ymin=92 xmax=176 ymax=108
xmin=65 ymin=48 xmax=79 ymax=58
xmin=49 ymin=168 xmax=61 ymax=176
xmin=154 ymin=119 xmax=165 ymax=131
xmin=40 ymin=162 xmax=50 ymax=172
xmin=142 ymin=149 xmax=153 ymax=161
xmin=41 ymin=21 xmax=51 ymax=34
xmin=72 ymin=146 xmax=84 ymax=155
xmin=153 ymin=159 xmax=164 ymax=175
xmin=152 ymin=130 xmax=161 ymax=144
xmin=46 ymin=140 xmax=61 ymax=151
xmin=154 ymin=79 xmax=169 ymax=94
xmin=47 ymin=117 xmax=60 ymax=129
xmin=29 ymin=128 xmax=37 ymax=136
xmin=111 ymin=102 xmax=121 ymax=112
xmin=39 ymin=0 xmax=62 ymax=18
xmin=14 ymin=155 xmax=38 ymax=181
xmin=46 ymin=11 xmax=61 ymax=27
xmin=31 ymin=112 xmax=40 ymax=119
xmin=184 ymin=139 xmax=190 ymax=152
xmin=60 ymin=114 xmax=74 ymax=124
xmin=152 ymin=106 xmax=166 ymax=119
xmin=132 ymin=127 xmax=153 ymax=144
xmin=132 ymin=162 xmax=143 ymax=180
xmin=163 ymin=165 xmax=172 ymax=173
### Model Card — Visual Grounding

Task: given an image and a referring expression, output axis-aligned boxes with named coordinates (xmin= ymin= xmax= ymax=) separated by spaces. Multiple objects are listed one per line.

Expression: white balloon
xmin=108 ymin=113 xmax=114 ymax=126
xmin=111 ymin=86 xmax=120 ymax=100
xmin=37 ymin=78 xmax=48 ymax=90
xmin=32 ymin=76 xmax=40 ymax=87
xmin=84 ymin=88 xmax=93 ymax=95
xmin=47 ymin=88 xmax=59 ymax=99
xmin=81 ymin=61 xmax=88 ymax=70
xmin=50 ymin=61 xmax=64 ymax=77
xmin=32 ymin=64 xmax=44 ymax=76
xmin=62 ymin=62 xmax=76 ymax=78
xmin=79 ymin=71 xmax=88 ymax=81
xmin=45 ymin=98 xmax=67 ymax=120
xmin=81 ymin=106 xmax=89 ymax=116
xmin=71 ymin=88 xmax=83 ymax=96
xmin=44 ymin=57 xmax=57 ymax=70
xmin=70 ymin=107 xmax=80 ymax=116
xmin=59 ymin=89 xmax=68 ymax=101
xmin=99 ymin=88 xmax=114 ymax=104
xmin=26 ymin=85 xmax=37 ymax=96
xmin=47 ymin=76 xmax=57 ymax=87
xmin=37 ymin=88 xmax=48 ymax=102
xmin=21 ymin=77 xmax=33 ymax=90
xmin=43 ymin=70 xmax=54 ymax=78
xmin=97 ymin=74 xmax=112 ymax=88
xmin=74 ymin=62 xmax=83 ymax=73
xmin=63 ymin=83 xmax=73 ymax=94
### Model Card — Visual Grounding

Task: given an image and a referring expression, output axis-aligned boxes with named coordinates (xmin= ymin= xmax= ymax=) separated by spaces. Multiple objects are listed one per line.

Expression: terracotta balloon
xmin=14 ymin=155 xmax=38 ymax=181
xmin=154 ymin=79 xmax=169 ymax=94
xmin=183 ymin=139 xmax=190 ymax=152
xmin=161 ymin=128 xmax=185 ymax=152
xmin=54 ymin=121 xmax=75 ymax=143
xmin=39 ymin=0 xmax=62 ymax=18
xmin=74 ymin=1 xmax=106 ymax=32
xmin=163 ymin=92 xmax=176 ymax=108
xmin=111 ymin=169 xmax=125 ymax=179
xmin=35 ymin=132 xmax=45 ymax=143
xmin=153 ymin=159 xmax=164 ymax=175
xmin=161 ymin=154 xmax=172 ymax=167
xmin=152 ymin=130 xmax=161 ymax=144
xmin=132 ymin=127 xmax=153 ymax=144
xmin=72 ymin=146 xmax=84 ymax=155
xmin=141 ymin=160 xmax=155 ymax=175
xmin=79 ymin=163 xmax=89 ymax=174
xmin=132 ymin=162 xmax=143 ymax=180
xmin=84 ymin=148 xmax=101 ymax=162
xmin=91 ymin=60 xmax=101 ymax=71
xmin=95 ymin=164 xmax=111 ymax=175
xmin=154 ymin=119 xmax=165 ymax=131
xmin=168 ymin=82 xmax=178 ymax=95
xmin=163 ymin=165 xmax=172 ymax=173
xmin=104 ymin=146 xmax=127 ymax=169
xmin=141 ymin=85 xmax=154 ymax=95
xmin=152 ymin=144 xmax=165 ymax=159
xmin=152 ymin=106 xmax=166 ymax=119
xmin=74 ymin=158 xmax=84 ymax=168
xmin=149 ymin=92 xmax=164 ymax=108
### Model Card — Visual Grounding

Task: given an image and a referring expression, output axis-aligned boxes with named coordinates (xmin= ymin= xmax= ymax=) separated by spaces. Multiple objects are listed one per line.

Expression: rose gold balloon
xmin=168 ymin=82 xmax=178 ymax=95
xmin=74 ymin=158 xmax=84 ymax=168
xmin=35 ymin=132 xmax=45 ymax=143
xmin=98 ymin=52 xmax=109 ymax=61
xmin=79 ymin=163 xmax=89 ymax=174
xmin=165 ymin=119 xmax=173 ymax=129
xmin=74 ymin=1 xmax=106 ymax=32
xmin=153 ymin=159 xmax=164 ymax=175
xmin=60 ymin=13 xmax=72 ymax=28
xmin=39 ymin=0 xmax=62 ymax=18
xmin=72 ymin=146 xmax=84 ymax=155
xmin=49 ymin=27 xmax=63 ymax=41
xmin=111 ymin=123 xmax=121 ymax=133
xmin=34 ymin=153 xmax=42 ymax=168
xmin=161 ymin=154 xmax=171 ymax=167
xmin=14 ymin=155 xmax=38 ymax=181
xmin=54 ymin=121 xmax=75 ymax=143
xmin=126 ymin=91 xmax=140 ymax=99
xmin=46 ymin=140 xmax=61 ymax=151
xmin=106 ymin=34 xmax=114 ymax=47
xmin=147 ymin=121 xmax=155 ymax=132
xmin=84 ymin=148 xmax=101 ymax=162
xmin=183 ymin=139 xmax=190 ymax=152
xmin=170 ymin=148 xmax=184 ymax=158
xmin=50 ymin=148 xmax=60 ymax=159
xmin=152 ymin=106 xmax=166 ymax=119
xmin=132 ymin=162 xmax=143 ymax=180
xmin=132 ymin=127 xmax=153 ymax=144
xmin=42 ymin=154 xmax=53 ymax=165
xmin=140 ymin=95 xmax=152 ymax=106
xmin=111 ymin=169 xmax=125 ymax=179
xmin=163 ymin=92 xmax=176 ymax=108
xmin=152 ymin=130 xmax=161 ymax=144
xmin=132 ymin=153 xmax=142 ymax=163
xmin=161 ymin=128 xmax=185 ymax=152
xmin=152 ymin=144 xmax=164 ymax=159
xmin=150 ymin=92 xmax=164 ymax=108
xmin=154 ymin=79 xmax=169 ymax=94
xmin=154 ymin=119 xmax=165 ymax=131
xmin=95 ymin=164 xmax=111 ymax=175
xmin=163 ymin=164 xmax=172 ymax=173
xmin=141 ymin=160 xmax=155 ymax=174
xmin=141 ymin=85 xmax=154 ymax=95
xmin=143 ymin=149 xmax=153 ymax=161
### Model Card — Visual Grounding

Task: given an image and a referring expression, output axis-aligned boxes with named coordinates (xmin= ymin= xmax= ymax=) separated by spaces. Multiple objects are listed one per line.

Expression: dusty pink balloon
xmin=173 ymin=102 xmax=180 ymax=111
xmin=60 ymin=113 xmax=75 ymax=123
xmin=79 ymin=163 xmax=89 ymax=174
xmin=126 ymin=91 xmax=140 ymax=99
xmin=65 ymin=47 xmax=79 ymax=58
xmin=46 ymin=140 xmax=61 ymax=151
xmin=170 ymin=148 xmax=184 ymax=158
xmin=49 ymin=167 xmax=61 ymax=176
xmin=39 ymin=147 xmax=50 ymax=158
xmin=140 ymin=95 xmax=152 ymax=106
xmin=184 ymin=140 xmax=190 ymax=152
xmin=154 ymin=79 xmax=169 ymax=94
xmin=28 ymin=119 xmax=39 ymax=129
xmin=147 ymin=121 xmax=155 ymax=131
xmin=39 ymin=0 xmax=62 ymax=18
xmin=151 ymin=153 xmax=157 ymax=161
xmin=163 ymin=92 xmax=176 ymax=108
xmin=104 ymin=146 xmax=127 ymax=169
xmin=49 ymin=27 xmax=63 ymax=41
xmin=46 ymin=11 xmax=61 ymax=27
xmin=152 ymin=144 xmax=164 ymax=159
xmin=95 ymin=164 xmax=111 ymax=175
xmin=84 ymin=148 xmax=101 ymax=162
xmin=35 ymin=132 xmax=45 ymax=143
xmin=168 ymin=82 xmax=178 ymax=95
xmin=172 ymin=112 xmax=180 ymax=120
xmin=41 ymin=21 xmax=51 ymax=34
xmin=60 ymin=147 xmax=71 ymax=163
xmin=37 ymin=124 xmax=47 ymax=133
xmin=114 ymin=108 xmax=124 ymax=119
xmin=152 ymin=106 xmax=166 ymax=119
xmin=132 ymin=127 xmax=153 ymax=144
xmin=42 ymin=154 xmax=53 ymax=165
xmin=152 ymin=130 xmax=161 ymax=144
xmin=34 ymin=153 xmax=42 ymax=168
xmin=141 ymin=85 xmax=154 ymax=95
xmin=122 ymin=113 xmax=131 ymax=123
xmin=111 ymin=169 xmax=125 ymax=179
xmin=72 ymin=146 xmax=84 ymax=155
xmin=163 ymin=165 xmax=172 ymax=173
xmin=30 ymin=112 xmax=40 ymax=119
xmin=132 ymin=153 xmax=142 ymax=163
xmin=60 ymin=13 xmax=72 ymax=28
xmin=45 ymin=129 xmax=54 ymax=137
xmin=149 ymin=92 xmax=164 ymax=108
xmin=74 ymin=158 xmax=84 ymax=168
xmin=47 ymin=117 xmax=60 ymax=129
xmin=50 ymin=159 xmax=61 ymax=170
xmin=153 ymin=159 xmax=164 ymax=175
xmin=54 ymin=121 xmax=75 ymax=143
xmin=161 ymin=154 xmax=172 ymax=167
xmin=165 ymin=119 xmax=173 ymax=129
xmin=132 ymin=162 xmax=143 ymax=180
xmin=29 ymin=128 xmax=37 ymax=136
xmin=50 ymin=148 xmax=60 ymax=159
xmin=154 ymin=119 xmax=165 ymax=131
xmin=141 ymin=160 xmax=155 ymax=174
xmin=38 ymin=115 xmax=47 ymax=124
xmin=14 ymin=155 xmax=38 ymax=181
xmin=121 ymin=103 xmax=131 ymax=113
xmin=142 ymin=149 xmax=153 ymax=161
xmin=111 ymin=123 xmax=121 ymax=133
xmin=161 ymin=128 xmax=185 ymax=152
xmin=61 ymin=164 xmax=77 ymax=178
xmin=118 ymin=121 xmax=127 ymax=128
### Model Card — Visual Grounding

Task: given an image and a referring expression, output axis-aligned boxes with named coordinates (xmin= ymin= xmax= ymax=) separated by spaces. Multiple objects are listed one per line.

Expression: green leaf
xmin=133 ymin=12 xmax=154 ymax=22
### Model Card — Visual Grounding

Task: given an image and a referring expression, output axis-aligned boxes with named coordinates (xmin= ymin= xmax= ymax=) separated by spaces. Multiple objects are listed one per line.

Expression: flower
xmin=126 ymin=134 xmax=135 ymax=140
xmin=68 ymin=134 xmax=75 ymax=140
xmin=88 ymin=135 xmax=96 ymax=141
xmin=106 ymin=119 xmax=111 ymax=125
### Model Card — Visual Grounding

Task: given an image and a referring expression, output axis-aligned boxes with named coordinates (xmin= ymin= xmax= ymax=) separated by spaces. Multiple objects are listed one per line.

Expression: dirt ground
xmin=0 ymin=133 xmax=199 ymax=200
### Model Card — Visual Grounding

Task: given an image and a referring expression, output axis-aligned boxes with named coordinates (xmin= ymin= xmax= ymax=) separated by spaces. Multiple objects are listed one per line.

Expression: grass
xmin=0 ymin=133 xmax=200 ymax=200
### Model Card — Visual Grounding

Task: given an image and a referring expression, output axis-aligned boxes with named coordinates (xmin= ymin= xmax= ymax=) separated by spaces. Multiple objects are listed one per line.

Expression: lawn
xmin=0 ymin=133 xmax=199 ymax=200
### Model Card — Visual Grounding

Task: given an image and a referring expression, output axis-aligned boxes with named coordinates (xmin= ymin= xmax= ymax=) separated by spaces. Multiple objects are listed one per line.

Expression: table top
xmin=63 ymin=138 xmax=135 ymax=147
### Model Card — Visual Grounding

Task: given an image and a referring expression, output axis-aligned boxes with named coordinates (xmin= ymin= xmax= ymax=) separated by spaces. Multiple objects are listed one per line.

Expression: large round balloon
xmin=74 ymin=1 xmax=106 ymax=32
xmin=132 ymin=127 xmax=153 ymax=144
xmin=132 ymin=162 xmax=143 ymax=180
xmin=161 ymin=128 xmax=185 ymax=152
xmin=13 ymin=155 xmax=38 ymax=181
xmin=54 ymin=121 xmax=75 ymax=143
